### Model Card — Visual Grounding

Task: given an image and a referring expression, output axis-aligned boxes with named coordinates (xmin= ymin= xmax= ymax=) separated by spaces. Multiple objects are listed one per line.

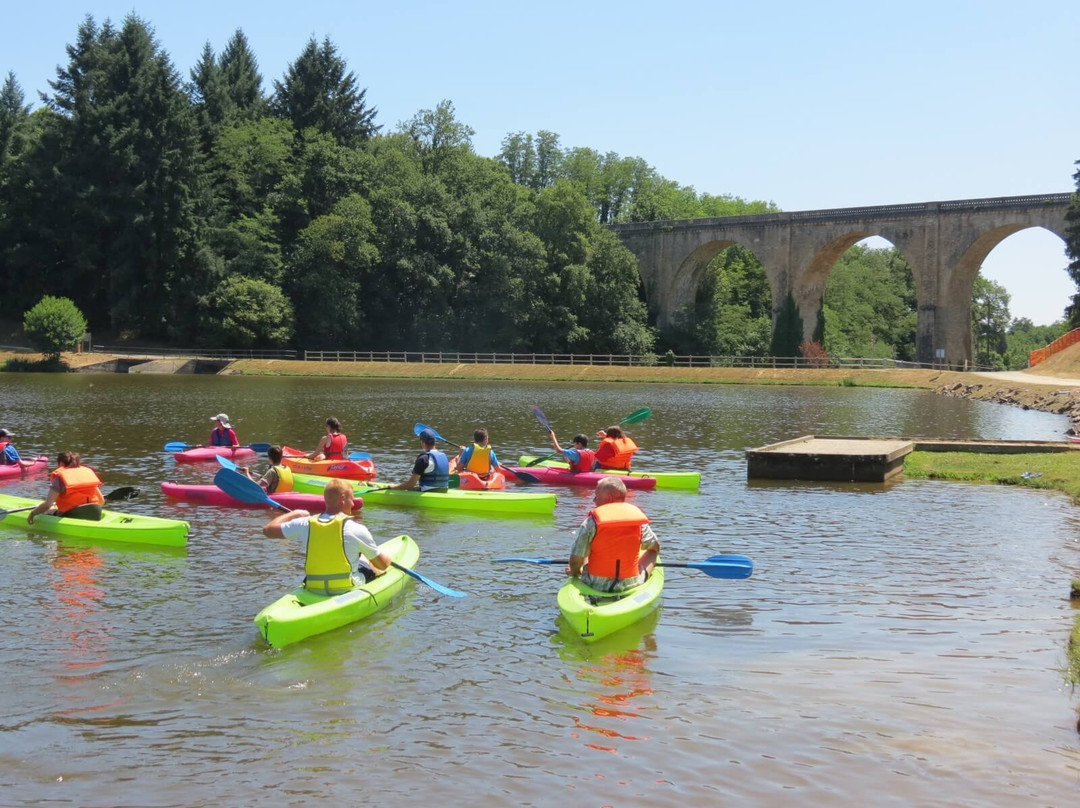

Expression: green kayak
xmin=290 ymin=473 xmax=557 ymax=515
xmin=254 ymin=535 xmax=420 ymax=648
xmin=0 ymin=493 xmax=189 ymax=547
xmin=558 ymin=566 xmax=665 ymax=642
xmin=517 ymin=456 xmax=700 ymax=490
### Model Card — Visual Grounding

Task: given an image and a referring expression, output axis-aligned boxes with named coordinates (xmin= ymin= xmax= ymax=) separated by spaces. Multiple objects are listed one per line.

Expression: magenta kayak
xmin=173 ymin=446 xmax=258 ymax=464
xmin=506 ymin=466 xmax=656 ymax=490
xmin=160 ymin=482 xmax=359 ymax=511
xmin=0 ymin=455 xmax=49 ymax=480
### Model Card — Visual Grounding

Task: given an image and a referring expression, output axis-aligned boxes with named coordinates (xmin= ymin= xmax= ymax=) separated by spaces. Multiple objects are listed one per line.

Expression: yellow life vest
xmin=463 ymin=443 xmax=493 ymax=474
xmin=270 ymin=464 xmax=293 ymax=494
xmin=303 ymin=513 xmax=355 ymax=595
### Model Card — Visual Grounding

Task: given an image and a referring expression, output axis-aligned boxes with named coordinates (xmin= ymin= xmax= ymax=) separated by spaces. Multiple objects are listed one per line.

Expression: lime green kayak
xmin=517 ymin=456 xmax=700 ymax=490
xmin=254 ymin=535 xmax=419 ymax=648
xmin=558 ymin=566 xmax=665 ymax=642
xmin=0 ymin=493 xmax=189 ymax=547
xmin=290 ymin=473 xmax=557 ymax=515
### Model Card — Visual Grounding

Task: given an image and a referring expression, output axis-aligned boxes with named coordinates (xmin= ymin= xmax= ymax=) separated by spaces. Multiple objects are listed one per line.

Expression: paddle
xmin=212 ymin=468 xmax=466 ymax=598
xmin=348 ymin=451 xmax=373 ymax=462
xmin=526 ymin=407 xmax=654 ymax=467
xmin=413 ymin=423 xmax=461 ymax=449
xmin=0 ymin=485 xmax=141 ymax=522
xmin=164 ymin=441 xmax=272 ymax=453
xmin=492 ymin=554 xmax=754 ymax=580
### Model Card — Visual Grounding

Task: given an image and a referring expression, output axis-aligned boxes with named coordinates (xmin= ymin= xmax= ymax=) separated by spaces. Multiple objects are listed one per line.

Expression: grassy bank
xmin=904 ymin=450 xmax=1080 ymax=503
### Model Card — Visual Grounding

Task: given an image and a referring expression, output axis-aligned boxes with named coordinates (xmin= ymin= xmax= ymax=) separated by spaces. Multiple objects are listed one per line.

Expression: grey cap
xmin=0 ymin=428 xmax=13 ymax=437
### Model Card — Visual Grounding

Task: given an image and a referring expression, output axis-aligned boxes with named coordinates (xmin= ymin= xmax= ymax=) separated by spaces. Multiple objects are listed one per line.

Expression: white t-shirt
xmin=280 ymin=514 xmax=380 ymax=574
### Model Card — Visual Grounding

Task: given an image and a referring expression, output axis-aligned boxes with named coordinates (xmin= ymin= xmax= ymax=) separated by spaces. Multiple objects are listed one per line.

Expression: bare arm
xmin=27 ymin=488 xmax=60 ymax=524
xmin=262 ymin=509 xmax=310 ymax=538
xmin=548 ymin=429 xmax=564 ymax=455
xmin=389 ymin=473 xmax=421 ymax=491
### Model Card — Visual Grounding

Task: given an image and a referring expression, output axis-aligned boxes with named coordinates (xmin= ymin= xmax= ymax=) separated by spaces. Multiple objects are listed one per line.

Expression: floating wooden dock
xmin=746 ymin=435 xmax=1080 ymax=482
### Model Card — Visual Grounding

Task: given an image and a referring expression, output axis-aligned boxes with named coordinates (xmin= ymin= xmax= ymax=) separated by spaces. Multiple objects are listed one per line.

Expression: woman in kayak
xmin=243 ymin=445 xmax=293 ymax=494
xmin=567 ymin=477 xmax=660 ymax=593
xmin=309 ymin=417 xmax=347 ymax=461
xmin=0 ymin=428 xmax=36 ymax=469
xmin=545 ymin=428 xmax=596 ymax=473
xmin=27 ymin=451 xmax=106 ymax=523
xmin=208 ymin=414 xmax=239 ymax=448
xmin=593 ymin=426 xmax=639 ymax=471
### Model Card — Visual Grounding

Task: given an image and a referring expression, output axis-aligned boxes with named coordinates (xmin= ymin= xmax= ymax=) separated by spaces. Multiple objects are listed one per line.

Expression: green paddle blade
xmin=618 ymin=407 xmax=653 ymax=427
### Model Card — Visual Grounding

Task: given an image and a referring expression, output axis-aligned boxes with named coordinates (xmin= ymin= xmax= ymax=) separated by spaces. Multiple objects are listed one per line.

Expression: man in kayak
xmin=0 ymin=428 xmax=36 ymax=469
xmin=593 ymin=426 xmax=639 ymax=471
xmin=567 ymin=477 xmax=659 ymax=593
xmin=27 ymin=451 xmax=106 ymax=523
xmin=244 ymin=445 xmax=293 ymax=494
xmin=451 ymin=427 xmax=507 ymax=480
xmin=391 ymin=429 xmax=449 ymax=491
xmin=208 ymin=414 xmax=239 ymax=448
xmin=262 ymin=477 xmax=390 ymax=590
xmin=545 ymin=428 xmax=596 ymax=473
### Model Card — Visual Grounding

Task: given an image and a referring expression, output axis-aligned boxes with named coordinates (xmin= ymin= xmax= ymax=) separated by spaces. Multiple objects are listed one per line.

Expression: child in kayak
xmin=545 ymin=428 xmax=596 ymax=473
xmin=452 ymin=428 xmax=507 ymax=481
xmin=0 ymin=428 xmax=36 ymax=469
xmin=243 ymin=445 xmax=293 ymax=494
xmin=27 ymin=451 xmax=105 ymax=523
xmin=391 ymin=429 xmax=449 ymax=491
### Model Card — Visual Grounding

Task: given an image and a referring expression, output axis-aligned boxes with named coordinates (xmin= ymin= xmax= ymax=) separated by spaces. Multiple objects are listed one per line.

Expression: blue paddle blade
xmin=247 ymin=443 xmax=272 ymax=453
xmin=215 ymin=454 xmax=240 ymax=471
xmin=391 ymin=561 xmax=467 ymax=597
xmin=492 ymin=557 xmax=565 ymax=564
xmin=348 ymin=451 xmax=372 ymax=461
xmin=164 ymin=442 xmax=192 ymax=452
xmin=529 ymin=405 xmax=552 ymax=432
xmin=213 ymin=467 xmax=285 ymax=510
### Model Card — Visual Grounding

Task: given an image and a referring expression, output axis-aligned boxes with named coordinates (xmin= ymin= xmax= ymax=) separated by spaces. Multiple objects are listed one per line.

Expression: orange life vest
xmin=584 ymin=501 xmax=650 ymax=580
xmin=595 ymin=436 xmax=638 ymax=470
xmin=52 ymin=466 xmax=105 ymax=512
xmin=324 ymin=433 xmax=347 ymax=460
xmin=463 ymin=443 xmax=493 ymax=475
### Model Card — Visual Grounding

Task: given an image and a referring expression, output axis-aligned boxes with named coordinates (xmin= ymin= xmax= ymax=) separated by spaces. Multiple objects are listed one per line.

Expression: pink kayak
xmin=506 ymin=466 xmax=656 ymax=490
xmin=160 ymin=482 xmax=360 ymax=511
xmin=0 ymin=455 xmax=49 ymax=479
xmin=173 ymin=446 xmax=258 ymax=464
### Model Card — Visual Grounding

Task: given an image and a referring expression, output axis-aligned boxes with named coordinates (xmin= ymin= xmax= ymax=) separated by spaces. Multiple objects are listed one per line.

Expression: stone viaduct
xmin=610 ymin=193 xmax=1072 ymax=366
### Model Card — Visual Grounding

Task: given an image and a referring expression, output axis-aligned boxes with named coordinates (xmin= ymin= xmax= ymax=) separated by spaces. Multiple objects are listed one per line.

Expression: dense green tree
xmin=22 ymin=296 xmax=87 ymax=360
xmin=0 ymin=72 xmax=30 ymax=167
xmin=685 ymin=247 xmax=773 ymax=356
xmin=576 ymin=229 xmax=656 ymax=354
xmin=1066 ymin=160 xmax=1080 ymax=326
xmin=271 ymin=36 xmax=378 ymax=147
xmin=197 ymin=276 xmax=293 ymax=346
xmin=219 ymin=30 xmax=263 ymax=120
xmin=821 ymin=246 xmax=916 ymax=359
xmin=971 ymin=274 xmax=1011 ymax=368
xmin=1004 ymin=317 xmax=1067 ymax=370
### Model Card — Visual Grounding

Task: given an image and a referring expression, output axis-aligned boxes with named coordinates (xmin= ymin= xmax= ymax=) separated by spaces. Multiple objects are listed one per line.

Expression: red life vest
xmin=324 ymin=433 xmax=347 ymax=460
xmin=52 ymin=466 xmax=105 ymax=512
xmin=568 ymin=448 xmax=595 ymax=473
xmin=584 ymin=501 xmax=650 ymax=580
xmin=595 ymin=436 xmax=638 ymax=470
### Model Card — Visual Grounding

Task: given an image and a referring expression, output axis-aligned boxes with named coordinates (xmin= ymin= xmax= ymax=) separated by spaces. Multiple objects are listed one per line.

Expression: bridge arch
xmin=667 ymin=239 xmax=776 ymax=328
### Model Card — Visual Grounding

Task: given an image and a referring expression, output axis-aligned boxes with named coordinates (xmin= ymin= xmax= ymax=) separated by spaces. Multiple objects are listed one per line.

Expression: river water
xmin=0 ymin=374 xmax=1078 ymax=806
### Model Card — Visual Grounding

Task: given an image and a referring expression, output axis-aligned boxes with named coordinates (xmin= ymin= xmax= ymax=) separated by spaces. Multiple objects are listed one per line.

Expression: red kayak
xmin=0 ymin=455 xmax=49 ymax=479
xmin=160 ymin=482 xmax=360 ymax=511
xmin=506 ymin=466 xmax=657 ymax=490
xmin=174 ymin=446 xmax=258 ymax=464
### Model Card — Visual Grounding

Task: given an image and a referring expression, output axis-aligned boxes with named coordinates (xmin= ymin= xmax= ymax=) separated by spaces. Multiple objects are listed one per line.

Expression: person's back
xmin=392 ymin=430 xmax=449 ymax=491
xmin=459 ymin=428 xmax=500 ymax=477
xmin=594 ymin=426 xmax=638 ymax=471
xmin=569 ymin=477 xmax=659 ymax=593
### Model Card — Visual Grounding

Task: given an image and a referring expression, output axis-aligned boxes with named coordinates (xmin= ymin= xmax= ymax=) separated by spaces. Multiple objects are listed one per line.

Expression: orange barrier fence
xmin=1029 ymin=328 xmax=1080 ymax=366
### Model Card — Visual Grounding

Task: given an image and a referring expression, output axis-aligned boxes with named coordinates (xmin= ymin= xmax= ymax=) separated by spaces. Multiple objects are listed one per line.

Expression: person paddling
xmin=391 ymin=429 xmax=449 ymax=491
xmin=207 ymin=414 xmax=239 ymax=448
xmin=567 ymin=477 xmax=659 ymax=593
xmin=0 ymin=428 xmax=36 ymax=470
xmin=27 ymin=451 xmax=105 ymax=523
xmin=593 ymin=425 xmax=639 ymax=471
xmin=262 ymin=478 xmax=390 ymax=591
xmin=451 ymin=428 xmax=507 ymax=481
xmin=309 ymin=417 xmax=347 ymax=461
xmin=243 ymin=445 xmax=294 ymax=495
xmin=545 ymin=428 xmax=596 ymax=473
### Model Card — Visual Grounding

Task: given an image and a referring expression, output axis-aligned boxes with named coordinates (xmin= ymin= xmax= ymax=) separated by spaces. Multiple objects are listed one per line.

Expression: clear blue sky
xmin=4 ymin=1 xmax=1078 ymax=324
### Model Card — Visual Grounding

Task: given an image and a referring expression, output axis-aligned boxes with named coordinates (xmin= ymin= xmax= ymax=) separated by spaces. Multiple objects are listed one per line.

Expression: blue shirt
xmin=459 ymin=445 xmax=499 ymax=468
xmin=0 ymin=445 xmax=20 ymax=465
